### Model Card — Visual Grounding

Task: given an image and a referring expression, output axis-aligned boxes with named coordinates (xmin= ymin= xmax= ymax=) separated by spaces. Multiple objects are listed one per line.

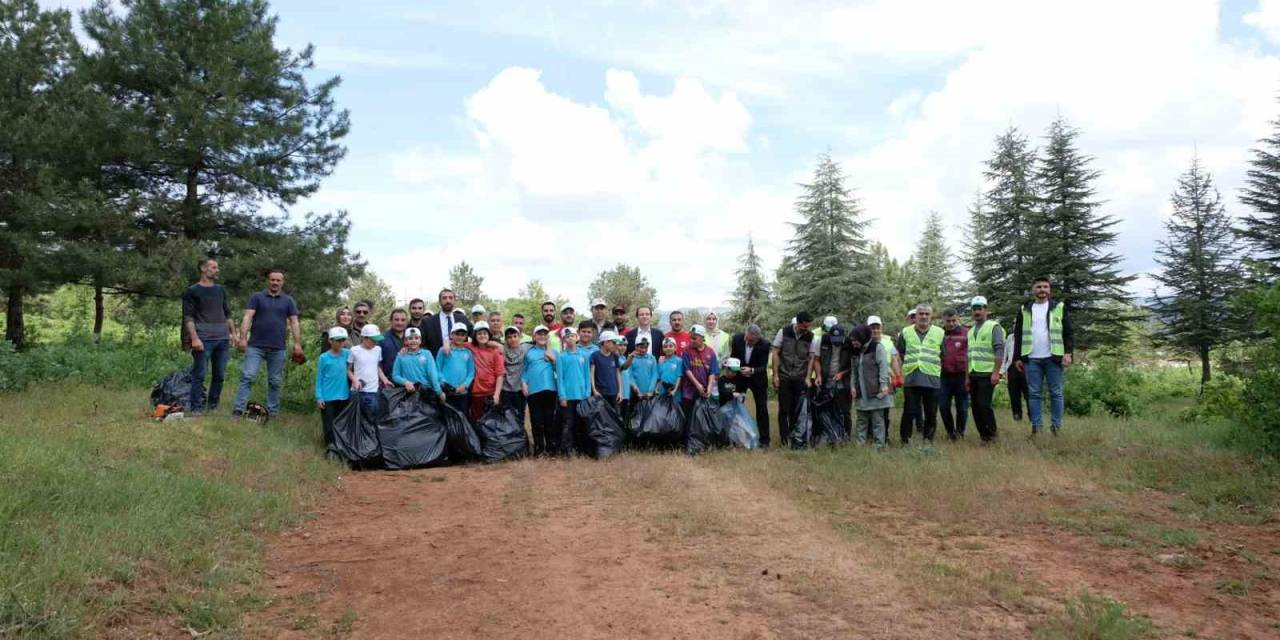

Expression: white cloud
xmin=1245 ymin=0 xmax=1280 ymax=43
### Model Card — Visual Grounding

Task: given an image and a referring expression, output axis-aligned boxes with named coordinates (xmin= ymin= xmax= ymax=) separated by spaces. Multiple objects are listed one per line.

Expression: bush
xmin=1064 ymin=357 xmax=1145 ymax=418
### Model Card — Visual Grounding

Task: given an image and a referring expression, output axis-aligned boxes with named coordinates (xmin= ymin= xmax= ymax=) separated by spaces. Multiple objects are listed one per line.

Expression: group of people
xmin=182 ymin=258 xmax=1074 ymax=453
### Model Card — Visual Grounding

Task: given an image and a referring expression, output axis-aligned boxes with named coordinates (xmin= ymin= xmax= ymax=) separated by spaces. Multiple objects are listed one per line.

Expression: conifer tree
xmin=448 ymin=261 xmax=489 ymax=310
xmin=969 ymin=128 xmax=1038 ymax=324
xmin=907 ymin=211 xmax=960 ymax=312
xmin=728 ymin=235 xmax=769 ymax=328
xmin=1150 ymin=158 xmax=1244 ymax=387
xmin=1239 ymin=102 xmax=1280 ymax=279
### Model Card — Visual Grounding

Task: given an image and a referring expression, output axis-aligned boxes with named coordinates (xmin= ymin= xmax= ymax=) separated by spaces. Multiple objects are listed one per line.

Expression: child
xmin=436 ymin=324 xmax=476 ymax=415
xmin=502 ymin=325 xmax=533 ymax=418
xmin=465 ymin=321 xmax=505 ymax=420
xmin=316 ymin=326 xmax=357 ymax=446
xmin=680 ymin=324 xmax=720 ymax=418
xmin=577 ymin=321 xmax=599 ymax=358
xmin=523 ymin=325 xmax=558 ymax=455
xmin=657 ymin=336 xmax=684 ymax=398
xmin=590 ymin=330 xmax=623 ymax=407
xmin=614 ymin=333 xmax=634 ymax=426
xmin=348 ymin=324 xmax=390 ymax=413
xmin=554 ymin=327 xmax=590 ymax=455
xmin=718 ymin=357 xmax=745 ymax=407
xmin=627 ymin=335 xmax=659 ymax=399
xmin=391 ymin=327 xmax=444 ymax=402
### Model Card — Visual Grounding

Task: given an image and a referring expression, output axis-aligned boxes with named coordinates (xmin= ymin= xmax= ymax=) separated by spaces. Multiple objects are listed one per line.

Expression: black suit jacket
xmin=731 ymin=332 xmax=770 ymax=382
xmin=625 ymin=326 xmax=666 ymax=355
xmin=424 ymin=309 xmax=470 ymax=355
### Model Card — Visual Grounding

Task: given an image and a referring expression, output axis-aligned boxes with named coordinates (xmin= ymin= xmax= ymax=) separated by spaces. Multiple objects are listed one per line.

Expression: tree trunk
xmin=1199 ymin=345 xmax=1211 ymax=395
xmin=93 ymin=280 xmax=105 ymax=343
xmin=5 ymin=284 xmax=24 ymax=349
xmin=182 ymin=162 xmax=200 ymax=238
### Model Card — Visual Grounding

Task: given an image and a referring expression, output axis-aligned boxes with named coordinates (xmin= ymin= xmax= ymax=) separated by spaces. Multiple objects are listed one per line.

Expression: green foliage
xmin=728 ymin=236 xmax=768 ymax=329
xmin=968 ymin=128 xmax=1038 ymax=326
xmin=1033 ymin=592 xmax=1152 ymax=640
xmin=447 ymin=260 xmax=491 ymax=310
xmin=499 ymin=279 xmax=568 ymax=328
xmin=587 ymin=263 xmax=659 ymax=315
xmin=1238 ymin=98 xmax=1280 ymax=278
xmin=905 ymin=211 xmax=961 ymax=312
xmin=328 ymin=269 xmax=396 ymax=325
xmin=1064 ymin=358 xmax=1145 ymax=418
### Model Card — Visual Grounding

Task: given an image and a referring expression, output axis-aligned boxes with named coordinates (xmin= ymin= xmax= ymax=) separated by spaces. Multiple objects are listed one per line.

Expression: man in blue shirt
xmin=233 ymin=270 xmax=303 ymax=418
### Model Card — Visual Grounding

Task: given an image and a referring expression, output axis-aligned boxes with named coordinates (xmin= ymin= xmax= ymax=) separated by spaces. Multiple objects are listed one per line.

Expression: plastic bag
xmin=377 ymin=389 xmax=445 ymax=470
xmin=577 ymin=396 xmax=626 ymax=459
xmin=440 ymin=398 xmax=482 ymax=462
xmin=631 ymin=395 xmax=685 ymax=445
xmin=719 ymin=399 xmax=760 ymax=450
xmin=331 ymin=395 xmax=383 ymax=468
xmin=789 ymin=392 xmax=814 ymax=449
xmin=150 ymin=367 xmax=192 ymax=407
xmin=812 ymin=386 xmax=850 ymax=448
xmin=478 ymin=405 xmax=529 ymax=463
xmin=686 ymin=397 xmax=727 ymax=455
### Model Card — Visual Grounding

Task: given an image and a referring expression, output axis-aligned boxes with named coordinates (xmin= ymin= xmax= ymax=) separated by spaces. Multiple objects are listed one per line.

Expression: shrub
xmin=1064 ymin=357 xmax=1145 ymax=418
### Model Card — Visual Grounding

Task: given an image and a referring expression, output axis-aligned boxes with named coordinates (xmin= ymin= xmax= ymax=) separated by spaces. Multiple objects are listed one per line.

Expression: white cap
xmin=790 ymin=317 xmax=797 ymax=325
xmin=360 ymin=324 xmax=382 ymax=339
xmin=690 ymin=324 xmax=707 ymax=337
xmin=404 ymin=327 xmax=421 ymax=338
xmin=471 ymin=304 xmax=486 ymax=314
xmin=561 ymin=326 xmax=577 ymax=337
xmin=504 ymin=325 xmax=520 ymax=335
xmin=662 ymin=336 xmax=677 ymax=346
xmin=450 ymin=323 xmax=470 ymax=334
xmin=636 ymin=334 xmax=652 ymax=346
xmin=473 ymin=320 xmax=490 ymax=333
xmin=613 ymin=333 xmax=627 ymax=343
xmin=823 ymin=315 xmax=838 ymax=329
xmin=533 ymin=324 xmax=549 ymax=334
xmin=866 ymin=315 xmax=883 ymax=327
xmin=599 ymin=330 xmax=618 ymax=342
xmin=327 ymin=326 xmax=349 ymax=341
xmin=591 ymin=297 xmax=606 ymax=308
xmin=561 ymin=304 xmax=575 ymax=312
xmin=724 ymin=357 xmax=741 ymax=369
xmin=907 ymin=308 xmax=917 ymax=317
xmin=970 ymin=295 xmax=988 ymax=307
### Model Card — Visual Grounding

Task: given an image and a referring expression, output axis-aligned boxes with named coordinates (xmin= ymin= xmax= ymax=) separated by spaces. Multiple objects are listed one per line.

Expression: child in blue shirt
xmin=436 ymin=325 xmax=475 ymax=415
xmin=554 ymin=327 xmax=591 ymax=455
xmin=316 ymin=327 xmax=357 ymax=448
xmin=392 ymin=327 xmax=444 ymax=402
xmin=628 ymin=336 xmax=659 ymax=398
xmin=657 ymin=336 xmax=684 ymax=397
xmin=524 ymin=326 xmax=558 ymax=456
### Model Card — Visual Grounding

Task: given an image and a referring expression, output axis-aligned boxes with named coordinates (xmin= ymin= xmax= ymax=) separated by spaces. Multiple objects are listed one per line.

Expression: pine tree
xmin=728 ymin=235 xmax=769 ymax=329
xmin=587 ymin=264 xmax=658 ymax=315
xmin=783 ymin=153 xmax=874 ymax=321
xmin=907 ymin=211 xmax=961 ymax=313
xmin=1150 ymin=158 xmax=1245 ymax=387
xmin=1029 ymin=117 xmax=1135 ymax=349
xmin=447 ymin=261 xmax=489 ymax=310
xmin=970 ymin=128 xmax=1038 ymax=325
xmin=1239 ymin=102 xmax=1280 ymax=279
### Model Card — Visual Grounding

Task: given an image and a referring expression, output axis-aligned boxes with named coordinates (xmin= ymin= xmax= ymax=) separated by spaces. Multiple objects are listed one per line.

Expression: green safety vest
xmin=1020 ymin=303 xmax=1065 ymax=357
xmin=900 ymin=325 xmax=944 ymax=377
xmin=967 ymin=320 xmax=999 ymax=374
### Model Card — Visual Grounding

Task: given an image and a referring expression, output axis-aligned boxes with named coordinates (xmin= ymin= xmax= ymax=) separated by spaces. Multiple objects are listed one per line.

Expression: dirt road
xmin=247 ymin=452 xmax=1278 ymax=639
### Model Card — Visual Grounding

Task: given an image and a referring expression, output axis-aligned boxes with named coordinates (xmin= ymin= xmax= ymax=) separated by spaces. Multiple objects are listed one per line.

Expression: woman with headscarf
xmin=320 ymin=306 xmax=356 ymax=354
xmin=851 ymin=317 xmax=892 ymax=449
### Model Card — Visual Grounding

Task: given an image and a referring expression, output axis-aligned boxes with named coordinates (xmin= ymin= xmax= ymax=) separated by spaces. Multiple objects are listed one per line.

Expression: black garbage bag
xmin=686 ymin=397 xmax=728 ymax=455
xmin=150 ymin=367 xmax=192 ymax=407
xmin=377 ymin=389 xmax=445 ymax=470
xmin=812 ymin=386 xmax=850 ymax=448
xmin=440 ymin=399 xmax=482 ymax=462
xmin=331 ymin=396 xmax=383 ymax=469
xmin=719 ymin=399 xmax=760 ymax=450
xmin=789 ymin=391 xmax=815 ymax=449
xmin=478 ymin=404 xmax=529 ymax=463
xmin=576 ymin=396 xmax=626 ymax=459
xmin=630 ymin=395 xmax=685 ymax=445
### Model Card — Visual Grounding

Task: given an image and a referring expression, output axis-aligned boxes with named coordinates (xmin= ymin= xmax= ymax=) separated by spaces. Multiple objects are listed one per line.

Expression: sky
xmin=42 ymin=0 xmax=1280 ymax=312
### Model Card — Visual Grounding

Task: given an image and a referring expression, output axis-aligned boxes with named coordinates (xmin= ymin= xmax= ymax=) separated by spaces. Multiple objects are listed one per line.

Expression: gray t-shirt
xmin=182 ymin=283 xmax=231 ymax=341
xmin=503 ymin=343 xmax=533 ymax=392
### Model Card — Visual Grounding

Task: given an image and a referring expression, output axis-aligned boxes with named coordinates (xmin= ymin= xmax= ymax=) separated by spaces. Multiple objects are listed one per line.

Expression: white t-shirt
xmin=348 ymin=344 xmax=383 ymax=392
xmin=1030 ymin=301 xmax=1051 ymax=358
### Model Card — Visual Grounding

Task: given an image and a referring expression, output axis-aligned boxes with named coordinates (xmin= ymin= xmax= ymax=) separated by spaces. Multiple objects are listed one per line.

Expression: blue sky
xmin=46 ymin=0 xmax=1280 ymax=312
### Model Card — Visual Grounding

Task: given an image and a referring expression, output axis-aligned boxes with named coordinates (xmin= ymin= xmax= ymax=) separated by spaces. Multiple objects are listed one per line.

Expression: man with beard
xmin=611 ymin=304 xmax=628 ymax=335
xmin=408 ymin=298 xmax=431 ymax=332
xmin=424 ymin=288 xmax=470 ymax=355
xmin=665 ymin=310 xmax=691 ymax=356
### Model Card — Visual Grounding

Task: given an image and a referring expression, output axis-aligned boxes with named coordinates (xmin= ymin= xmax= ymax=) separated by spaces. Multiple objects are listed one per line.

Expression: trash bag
xmin=686 ymin=397 xmax=728 ymax=455
xmin=478 ymin=405 xmax=529 ymax=463
xmin=331 ymin=396 xmax=383 ymax=468
xmin=789 ymin=392 xmax=814 ymax=449
xmin=719 ymin=399 xmax=760 ymax=450
xmin=377 ymin=389 xmax=445 ymax=470
xmin=577 ymin=396 xmax=626 ymax=459
xmin=440 ymin=398 xmax=482 ymax=462
xmin=812 ymin=386 xmax=850 ymax=448
xmin=150 ymin=367 xmax=192 ymax=407
xmin=631 ymin=395 xmax=685 ymax=445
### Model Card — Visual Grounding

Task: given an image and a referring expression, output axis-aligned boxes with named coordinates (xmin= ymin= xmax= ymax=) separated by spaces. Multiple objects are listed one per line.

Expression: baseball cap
xmin=970 ymin=295 xmax=988 ymax=308
xmin=533 ymin=325 xmax=549 ymax=334
xmin=599 ymin=330 xmax=617 ymax=342
xmin=473 ymin=320 xmax=490 ymax=333
xmin=662 ymin=336 xmax=677 ymax=346
xmin=823 ymin=315 xmax=838 ymax=329
xmin=561 ymin=326 xmax=577 ymax=337
xmin=504 ymin=325 xmax=519 ymax=335
xmin=613 ymin=333 xmax=627 ymax=344
xmin=724 ymin=357 xmax=741 ymax=370
xmin=360 ymin=324 xmax=383 ymax=340
xmin=591 ymin=298 xmax=606 ymax=308
xmin=636 ymin=334 xmax=652 ymax=346
xmin=561 ymin=304 xmax=575 ymax=313
xmin=907 ymin=308 xmax=917 ymax=318
xmin=404 ymin=327 xmax=421 ymax=339
xmin=327 ymin=326 xmax=349 ymax=341
xmin=866 ymin=315 xmax=883 ymax=327
xmin=471 ymin=304 xmax=486 ymax=314
xmin=450 ymin=324 xmax=470 ymax=335
xmin=690 ymin=324 xmax=707 ymax=337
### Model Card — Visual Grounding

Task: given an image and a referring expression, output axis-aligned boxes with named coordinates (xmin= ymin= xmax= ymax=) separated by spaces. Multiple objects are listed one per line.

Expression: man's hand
xmin=316 ymin=400 xmax=325 ymax=410
xmin=405 ymin=382 xmax=417 ymax=393
xmin=1015 ymin=360 xmax=1025 ymax=372
xmin=990 ymin=372 xmax=1001 ymax=385
xmin=1063 ymin=354 xmax=1073 ymax=367
xmin=878 ymin=386 xmax=889 ymax=398
xmin=236 ymin=338 xmax=248 ymax=353
xmin=834 ymin=371 xmax=845 ymax=382
xmin=772 ymin=375 xmax=779 ymax=390
xmin=190 ymin=337 xmax=204 ymax=353
xmin=965 ymin=378 xmax=971 ymax=393
xmin=291 ymin=344 xmax=304 ymax=360
xmin=805 ymin=377 xmax=814 ymax=388
xmin=615 ymin=393 xmax=622 ymax=403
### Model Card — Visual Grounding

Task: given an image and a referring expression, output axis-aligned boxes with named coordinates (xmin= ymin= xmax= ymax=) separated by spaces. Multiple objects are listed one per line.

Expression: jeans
xmin=900 ymin=386 xmax=939 ymax=444
xmin=968 ymin=374 xmax=998 ymax=441
xmin=233 ymin=346 xmax=286 ymax=415
xmin=189 ymin=338 xmax=230 ymax=412
xmin=1025 ymin=357 xmax=1065 ymax=431
xmin=358 ymin=392 xmax=380 ymax=415
xmin=938 ymin=373 xmax=969 ymax=438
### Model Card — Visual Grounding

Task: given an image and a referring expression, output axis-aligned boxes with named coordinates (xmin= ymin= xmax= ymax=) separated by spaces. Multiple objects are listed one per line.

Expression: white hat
xmin=533 ymin=324 xmax=549 ymax=334
xmin=591 ymin=297 xmax=607 ymax=308
xmin=360 ymin=324 xmax=382 ymax=340
xmin=970 ymin=295 xmax=988 ymax=307
xmin=724 ymin=357 xmax=741 ymax=370
xmin=327 ymin=326 xmax=349 ymax=341
xmin=471 ymin=304 xmax=486 ymax=314
xmin=561 ymin=326 xmax=577 ymax=337
xmin=823 ymin=315 xmax=838 ymax=329
xmin=866 ymin=315 xmax=883 ymax=327
xmin=690 ymin=324 xmax=707 ymax=337
xmin=662 ymin=336 xmax=677 ymax=345
xmin=907 ymin=308 xmax=917 ymax=317
xmin=636 ymin=334 xmax=652 ymax=345
xmin=599 ymin=330 xmax=618 ymax=342
xmin=790 ymin=317 xmax=797 ymax=325
xmin=504 ymin=325 xmax=520 ymax=335
xmin=473 ymin=320 xmax=491 ymax=333
xmin=404 ymin=327 xmax=421 ymax=338
xmin=450 ymin=323 xmax=470 ymax=335
xmin=613 ymin=333 xmax=627 ymax=344
xmin=561 ymin=304 xmax=575 ymax=312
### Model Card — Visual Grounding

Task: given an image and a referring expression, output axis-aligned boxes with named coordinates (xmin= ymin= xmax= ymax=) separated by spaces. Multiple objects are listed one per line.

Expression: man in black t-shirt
xmin=181 ymin=258 xmax=238 ymax=414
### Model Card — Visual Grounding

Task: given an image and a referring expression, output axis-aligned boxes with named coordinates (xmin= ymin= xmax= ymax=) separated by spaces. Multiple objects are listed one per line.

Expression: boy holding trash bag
xmin=315 ymin=327 xmax=357 ymax=447
xmin=391 ymin=327 xmax=445 ymax=402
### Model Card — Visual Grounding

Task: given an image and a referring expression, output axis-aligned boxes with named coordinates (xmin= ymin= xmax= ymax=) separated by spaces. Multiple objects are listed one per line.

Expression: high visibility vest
xmin=1020 ymin=303 xmax=1065 ymax=357
xmin=967 ymin=320 xmax=1000 ymax=374
xmin=900 ymin=325 xmax=944 ymax=377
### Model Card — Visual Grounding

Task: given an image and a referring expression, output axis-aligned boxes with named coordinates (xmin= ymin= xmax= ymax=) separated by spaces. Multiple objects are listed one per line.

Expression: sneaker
xmin=1051 ymin=426 xmax=1060 ymax=436
xmin=1012 ymin=414 xmax=1023 ymax=421
xmin=232 ymin=410 xmax=243 ymax=419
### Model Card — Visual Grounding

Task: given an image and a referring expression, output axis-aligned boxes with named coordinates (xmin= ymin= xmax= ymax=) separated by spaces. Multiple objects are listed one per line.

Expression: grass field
xmin=2 ymin=384 xmax=1278 ymax=638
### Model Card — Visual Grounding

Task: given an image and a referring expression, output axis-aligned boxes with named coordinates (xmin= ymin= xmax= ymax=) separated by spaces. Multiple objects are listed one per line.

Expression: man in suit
xmin=730 ymin=323 xmax=772 ymax=447
xmin=424 ymin=288 xmax=471 ymax=355
xmin=624 ymin=305 xmax=665 ymax=356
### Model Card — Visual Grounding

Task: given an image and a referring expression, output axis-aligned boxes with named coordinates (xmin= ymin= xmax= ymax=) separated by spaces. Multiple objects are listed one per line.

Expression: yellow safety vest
xmin=967 ymin=320 xmax=999 ymax=374
xmin=900 ymin=325 xmax=944 ymax=377
xmin=1020 ymin=303 xmax=1065 ymax=357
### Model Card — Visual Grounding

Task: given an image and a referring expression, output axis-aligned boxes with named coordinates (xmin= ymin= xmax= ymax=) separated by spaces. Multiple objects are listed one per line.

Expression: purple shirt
xmin=681 ymin=345 xmax=720 ymax=400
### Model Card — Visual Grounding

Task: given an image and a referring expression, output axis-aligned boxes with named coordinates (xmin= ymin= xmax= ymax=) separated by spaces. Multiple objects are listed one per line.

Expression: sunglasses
xmin=354 ymin=309 xmax=369 ymax=315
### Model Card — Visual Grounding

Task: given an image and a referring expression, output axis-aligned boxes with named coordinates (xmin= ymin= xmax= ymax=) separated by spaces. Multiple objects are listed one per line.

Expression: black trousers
xmin=938 ymin=373 xmax=969 ymax=438
xmin=320 ymin=398 xmax=350 ymax=448
xmin=742 ymin=374 xmax=771 ymax=447
xmin=900 ymin=386 xmax=939 ymax=444
xmin=501 ymin=389 xmax=527 ymax=422
xmin=528 ymin=391 xmax=557 ymax=456
xmin=557 ymin=399 xmax=584 ymax=456
xmin=968 ymin=374 xmax=998 ymax=441
xmin=777 ymin=377 xmax=808 ymax=446
xmin=445 ymin=392 xmax=470 ymax=416
xmin=1006 ymin=364 xmax=1031 ymax=420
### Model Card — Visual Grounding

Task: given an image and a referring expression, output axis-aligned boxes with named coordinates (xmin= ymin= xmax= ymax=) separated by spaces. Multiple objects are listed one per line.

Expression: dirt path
xmin=247 ymin=455 xmax=1029 ymax=639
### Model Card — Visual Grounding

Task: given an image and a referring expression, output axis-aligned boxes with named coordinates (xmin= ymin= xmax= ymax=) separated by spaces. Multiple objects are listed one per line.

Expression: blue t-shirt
xmin=555 ymin=349 xmax=590 ymax=401
xmin=618 ymin=354 xmax=632 ymax=400
xmin=628 ymin=353 xmax=658 ymax=396
xmin=392 ymin=349 xmax=442 ymax=394
xmin=245 ymin=290 xmax=299 ymax=350
xmin=591 ymin=350 xmax=620 ymax=396
xmin=436 ymin=347 xmax=476 ymax=393
xmin=658 ymin=356 xmax=684 ymax=386
xmin=315 ymin=349 xmax=350 ymax=402
xmin=523 ymin=345 xmax=556 ymax=395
